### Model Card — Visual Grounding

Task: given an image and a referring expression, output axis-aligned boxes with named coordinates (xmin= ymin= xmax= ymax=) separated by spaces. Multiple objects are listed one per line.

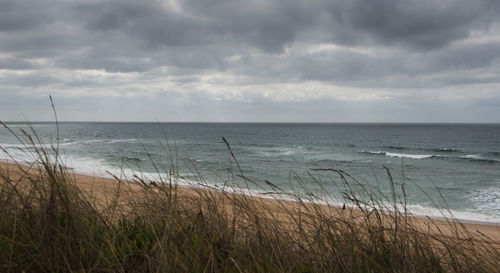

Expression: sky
xmin=1 ymin=0 xmax=500 ymax=122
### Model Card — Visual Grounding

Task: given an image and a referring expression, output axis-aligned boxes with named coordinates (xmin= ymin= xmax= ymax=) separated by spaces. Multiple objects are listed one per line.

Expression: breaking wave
xmin=383 ymin=145 xmax=462 ymax=153
xmin=361 ymin=151 xmax=433 ymax=159
xmin=361 ymin=151 xmax=500 ymax=163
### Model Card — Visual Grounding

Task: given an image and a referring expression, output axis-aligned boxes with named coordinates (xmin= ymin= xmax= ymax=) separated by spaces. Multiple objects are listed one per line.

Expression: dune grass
xmin=0 ymin=122 xmax=499 ymax=272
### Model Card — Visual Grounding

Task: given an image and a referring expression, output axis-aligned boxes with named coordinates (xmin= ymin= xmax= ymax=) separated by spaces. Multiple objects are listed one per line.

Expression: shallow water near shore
xmin=1 ymin=122 xmax=499 ymax=223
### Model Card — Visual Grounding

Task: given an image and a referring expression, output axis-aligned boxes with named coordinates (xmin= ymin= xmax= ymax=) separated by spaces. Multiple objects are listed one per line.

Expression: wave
xmin=361 ymin=151 xmax=433 ymax=159
xmin=437 ymin=148 xmax=462 ymax=152
xmin=3 ymin=145 xmax=500 ymax=224
xmin=1 ymin=138 xmax=147 ymax=150
xmin=487 ymin=151 xmax=500 ymax=157
xmin=403 ymin=204 xmax=500 ymax=224
xmin=250 ymin=145 xmax=313 ymax=157
xmin=383 ymin=145 xmax=462 ymax=153
xmin=383 ymin=145 xmax=407 ymax=150
xmin=62 ymin=138 xmax=143 ymax=145
xmin=106 ymin=138 xmax=143 ymax=144
xmin=468 ymin=186 xmax=500 ymax=218
xmin=0 ymin=143 xmax=30 ymax=149
xmin=122 ymin=156 xmax=143 ymax=162
xmin=458 ymin=155 xmax=500 ymax=163
xmin=361 ymin=151 xmax=500 ymax=163
xmin=63 ymin=138 xmax=151 ymax=146
xmin=0 ymin=139 xmax=106 ymax=150
xmin=63 ymin=139 xmax=106 ymax=145
xmin=385 ymin=152 xmax=433 ymax=159
xmin=146 ymin=177 xmax=500 ymax=224
xmin=0 ymin=142 xmax=60 ymax=150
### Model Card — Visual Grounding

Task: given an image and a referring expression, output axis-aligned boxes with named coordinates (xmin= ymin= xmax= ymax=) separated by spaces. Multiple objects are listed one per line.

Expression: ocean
xmin=1 ymin=122 xmax=499 ymax=223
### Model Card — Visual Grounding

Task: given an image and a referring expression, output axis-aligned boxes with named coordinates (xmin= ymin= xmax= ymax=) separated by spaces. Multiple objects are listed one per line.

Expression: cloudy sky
xmin=1 ymin=0 xmax=500 ymax=122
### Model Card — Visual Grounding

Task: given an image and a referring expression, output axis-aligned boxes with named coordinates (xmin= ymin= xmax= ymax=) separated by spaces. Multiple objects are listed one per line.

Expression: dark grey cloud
xmin=0 ymin=57 xmax=36 ymax=70
xmin=2 ymin=0 xmax=499 ymax=73
xmin=1 ymin=0 xmax=500 ymax=121
xmin=0 ymin=0 xmax=57 ymax=31
xmin=325 ymin=0 xmax=490 ymax=50
xmin=77 ymin=1 xmax=212 ymax=48
xmin=429 ymin=42 xmax=500 ymax=70
xmin=183 ymin=0 xmax=318 ymax=52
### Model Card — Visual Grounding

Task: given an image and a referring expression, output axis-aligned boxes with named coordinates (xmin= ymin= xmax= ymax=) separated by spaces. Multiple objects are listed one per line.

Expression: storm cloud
xmin=1 ymin=0 xmax=500 ymax=122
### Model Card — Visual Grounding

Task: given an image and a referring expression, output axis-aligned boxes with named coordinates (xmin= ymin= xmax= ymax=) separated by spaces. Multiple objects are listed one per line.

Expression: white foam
xmin=459 ymin=154 xmax=500 ymax=163
xmin=403 ymin=204 xmax=500 ymax=224
xmin=203 ymin=186 xmax=500 ymax=224
xmin=385 ymin=152 xmax=433 ymax=159
xmin=0 ymin=145 xmax=38 ymax=163
xmin=106 ymin=138 xmax=143 ymax=144
xmin=3 ymin=144 xmax=499 ymax=224
xmin=71 ymin=139 xmax=107 ymax=145
xmin=0 ymin=143 xmax=30 ymax=149
xmin=462 ymin=154 xmax=481 ymax=159
xmin=0 ymin=140 xmax=105 ymax=151
xmin=439 ymin=148 xmax=461 ymax=152
xmin=362 ymin=151 xmax=433 ymax=160
xmin=468 ymin=186 xmax=500 ymax=216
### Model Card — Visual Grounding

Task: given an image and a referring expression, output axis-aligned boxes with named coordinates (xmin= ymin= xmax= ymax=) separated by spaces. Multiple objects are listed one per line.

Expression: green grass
xmin=0 ymin=122 xmax=499 ymax=272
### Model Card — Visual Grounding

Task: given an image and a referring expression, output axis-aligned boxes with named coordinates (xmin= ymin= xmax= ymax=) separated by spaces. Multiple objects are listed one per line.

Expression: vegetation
xmin=0 ymin=122 xmax=499 ymax=272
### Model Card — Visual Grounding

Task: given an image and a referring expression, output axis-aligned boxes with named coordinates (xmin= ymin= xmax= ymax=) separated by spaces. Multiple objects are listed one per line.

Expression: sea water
xmin=1 ymin=122 xmax=499 ymax=223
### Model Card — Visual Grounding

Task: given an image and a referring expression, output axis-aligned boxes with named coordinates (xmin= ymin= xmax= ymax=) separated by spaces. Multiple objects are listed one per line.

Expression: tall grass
xmin=0 ymin=122 xmax=499 ymax=272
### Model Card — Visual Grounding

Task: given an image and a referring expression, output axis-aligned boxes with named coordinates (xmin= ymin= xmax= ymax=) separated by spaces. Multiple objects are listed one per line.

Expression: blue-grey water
xmin=1 ymin=122 xmax=499 ymax=223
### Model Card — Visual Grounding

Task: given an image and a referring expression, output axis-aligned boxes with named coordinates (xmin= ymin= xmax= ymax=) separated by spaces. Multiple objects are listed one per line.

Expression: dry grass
xmin=0 ymin=122 xmax=499 ymax=272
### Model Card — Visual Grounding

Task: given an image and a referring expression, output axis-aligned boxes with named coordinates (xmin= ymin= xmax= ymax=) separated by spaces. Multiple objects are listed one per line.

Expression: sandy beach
xmin=2 ymin=160 xmax=498 ymax=246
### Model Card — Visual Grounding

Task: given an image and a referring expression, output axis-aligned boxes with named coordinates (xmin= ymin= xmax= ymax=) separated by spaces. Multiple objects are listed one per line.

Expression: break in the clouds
xmin=1 ymin=0 xmax=500 ymax=122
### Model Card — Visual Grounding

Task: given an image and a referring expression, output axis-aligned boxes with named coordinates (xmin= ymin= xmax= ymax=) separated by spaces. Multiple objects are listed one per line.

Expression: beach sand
xmin=1 ymin=161 xmax=499 ymax=246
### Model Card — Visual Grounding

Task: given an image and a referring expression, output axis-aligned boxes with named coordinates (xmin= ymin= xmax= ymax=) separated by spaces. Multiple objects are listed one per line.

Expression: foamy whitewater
xmin=1 ymin=122 xmax=499 ymax=224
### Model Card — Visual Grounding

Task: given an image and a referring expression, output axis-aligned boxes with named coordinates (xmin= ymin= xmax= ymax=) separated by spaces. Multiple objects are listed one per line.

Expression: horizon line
xmin=2 ymin=121 xmax=500 ymax=125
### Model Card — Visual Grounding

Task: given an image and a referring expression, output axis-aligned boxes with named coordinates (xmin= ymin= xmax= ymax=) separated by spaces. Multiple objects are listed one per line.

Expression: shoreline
xmin=2 ymin=157 xmax=499 ymax=227
xmin=1 ymin=160 xmax=499 ymax=244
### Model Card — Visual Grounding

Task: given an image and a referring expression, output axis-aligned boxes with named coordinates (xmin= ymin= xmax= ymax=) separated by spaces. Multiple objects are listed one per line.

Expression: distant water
xmin=1 ymin=122 xmax=500 ymax=223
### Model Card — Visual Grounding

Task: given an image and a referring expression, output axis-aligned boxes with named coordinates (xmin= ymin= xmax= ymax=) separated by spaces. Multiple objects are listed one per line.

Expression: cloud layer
xmin=1 ymin=0 xmax=500 ymax=121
